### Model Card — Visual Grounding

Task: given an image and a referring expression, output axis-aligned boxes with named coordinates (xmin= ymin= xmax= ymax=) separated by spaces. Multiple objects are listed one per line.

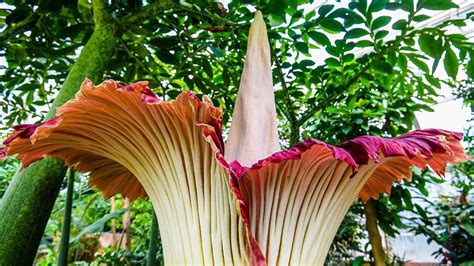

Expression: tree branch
xmin=120 ymin=0 xmax=177 ymax=26
xmin=92 ymin=0 xmax=114 ymax=26
xmin=0 ymin=12 xmax=41 ymax=43
xmin=176 ymin=6 xmax=239 ymax=27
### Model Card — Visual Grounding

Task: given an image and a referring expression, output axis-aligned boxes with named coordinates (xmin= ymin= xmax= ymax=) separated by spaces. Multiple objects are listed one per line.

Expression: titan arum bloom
xmin=1 ymin=11 xmax=468 ymax=265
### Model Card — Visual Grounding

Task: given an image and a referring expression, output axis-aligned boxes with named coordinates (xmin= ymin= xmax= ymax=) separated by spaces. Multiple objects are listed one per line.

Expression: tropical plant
xmin=1 ymin=11 xmax=468 ymax=264
xmin=1 ymin=0 xmax=473 ymax=264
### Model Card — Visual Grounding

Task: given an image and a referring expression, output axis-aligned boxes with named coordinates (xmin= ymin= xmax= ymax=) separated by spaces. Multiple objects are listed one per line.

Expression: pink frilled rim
xmin=1 ymin=80 xmax=469 ymax=264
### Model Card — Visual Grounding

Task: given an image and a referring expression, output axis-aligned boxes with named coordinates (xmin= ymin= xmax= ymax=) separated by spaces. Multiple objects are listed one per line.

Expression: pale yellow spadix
xmin=225 ymin=11 xmax=280 ymax=166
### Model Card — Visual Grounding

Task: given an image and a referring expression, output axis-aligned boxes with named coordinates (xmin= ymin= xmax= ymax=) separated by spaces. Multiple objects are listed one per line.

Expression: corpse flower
xmin=1 ymin=11 xmax=467 ymax=265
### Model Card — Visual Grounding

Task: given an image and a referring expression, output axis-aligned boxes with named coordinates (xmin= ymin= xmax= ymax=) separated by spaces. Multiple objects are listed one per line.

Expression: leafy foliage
xmin=411 ymin=192 xmax=474 ymax=263
xmin=0 ymin=157 xmax=18 ymax=197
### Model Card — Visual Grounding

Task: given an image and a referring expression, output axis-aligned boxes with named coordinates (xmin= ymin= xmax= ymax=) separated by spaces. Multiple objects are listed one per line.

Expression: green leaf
xmin=368 ymin=0 xmax=388 ymax=12
xmin=299 ymin=59 xmax=315 ymax=68
xmin=183 ymin=76 xmax=194 ymax=90
xmin=38 ymin=0 xmax=61 ymax=13
xmin=328 ymin=8 xmax=363 ymax=23
xmin=222 ymin=70 xmax=230 ymax=86
xmin=150 ymin=37 xmax=178 ymax=48
xmin=351 ymin=0 xmax=367 ymax=13
xmin=194 ymin=77 xmax=208 ymax=93
xmin=70 ymin=208 xmax=128 ymax=244
xmin=352 ymin=256 xmax=365 ymax=266
xmin=345 ymin=28 xmax=370 ymax=39
xmin=319 ymin=19 xmax=345 ymax=33
xmin=413 ymin=14 xmax=430 ymax=22
xmin=374 ymin=30 xmax=389 ymax=39
xmin=467 ymin=58 xmax=474 ymax=78
xmin=16 ymin=84 xmax=37 ymax=92
xmin=318 ymin=4 xmax=334 ymax=16
xmin=26 ymin=92 xmax=34 ymax=105
xmin=398 ymin=54 xmax=407 ymax=71
xmin=343 ymin=54 xmax=355 ymax=63
xmin=386 ymin=2 xmax=403 ymax=10
xmin=307 ymin=31 xmax=331 ymax=46
xmin=443 ymin=46 xmax=458 ymax=78
xmin=356 ymin=40 xmax=373 ymax=47
xmin=460 ymin=223 xmax=474 ymax=237
xmin=342 ymin=125 xmax=352 ymax=134
xmin=392 ymin=19 xmax=407 ymax=30
xmin=420 ymin=0 xmax=458 ymax=10
xmin=325 ymin=57 xmax=340 ymax=67
xmin=326 ymin=46 xmax=340 ymax=57
xmin=295 ymin=42 xmax=309 ymax=53
xmin=371 ymin=16 xmax=391 ymax=29
xmin=168 ymin=89 xmax=182 ymax=98
xmin=202 ymin=59 xmax=213 ymax=79
xmin=415 ymin=204 xmax=429 ymax=220
xmin=124 ymin=65 xmax=137 ymax=81
xmin=408 ymin=55 xmax=430 ymax=73
xmin=418 ymin=34 xmax=437 ymax=57
xmin=417 ymin=182 xmax=429 ymax=196
xmin=156 ymin=50 xmax=179 ymax=65
xmin=373 ymin=61 xmax=393 ymax=74
xmin=425 ymin=74 xmax=441 ymax=88
xmin=402 ymin=0 xmax=414 ymax=12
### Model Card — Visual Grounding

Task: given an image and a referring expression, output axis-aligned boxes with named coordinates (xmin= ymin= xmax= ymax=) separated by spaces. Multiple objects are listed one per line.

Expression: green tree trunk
xmin=364 ymin=199 xmax=386 ymax=266
xmin=0 ymin=2 xmax=117 ymax=264
xmin=58 ymin=170 xmax=75 ymax=266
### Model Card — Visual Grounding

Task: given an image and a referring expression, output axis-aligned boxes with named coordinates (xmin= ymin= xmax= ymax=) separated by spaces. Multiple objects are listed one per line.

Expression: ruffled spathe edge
xmin=223 ymin=130 xmax=467 ymax=201
xmin=2 ymin=79 xmax=223 ymax=167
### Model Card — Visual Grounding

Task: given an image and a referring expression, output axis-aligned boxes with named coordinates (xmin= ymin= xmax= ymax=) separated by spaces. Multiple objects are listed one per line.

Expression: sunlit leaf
xmin=443 ymin=46 xmax=458 ymax=78
xmin=419 ymin=0 xmax=458 ymax=10
xmin=368 ymin=0 xmax=388 ymax=12
xmin=307 ymin=31 xmax=331 ymax=46
xmin=319 ymin=18 xmax=345 ymax=33
xmin=295 ymin=42 xmax=309 ymax=53
xmin=371 ymin=16 xmax=391 ymax=29
xmin=345 ymin=28 xmax=370 ymax=39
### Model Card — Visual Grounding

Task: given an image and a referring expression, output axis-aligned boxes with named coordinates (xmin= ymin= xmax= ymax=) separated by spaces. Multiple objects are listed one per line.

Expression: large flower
xmin=1 ymin=11 xmax=467 ymax=265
